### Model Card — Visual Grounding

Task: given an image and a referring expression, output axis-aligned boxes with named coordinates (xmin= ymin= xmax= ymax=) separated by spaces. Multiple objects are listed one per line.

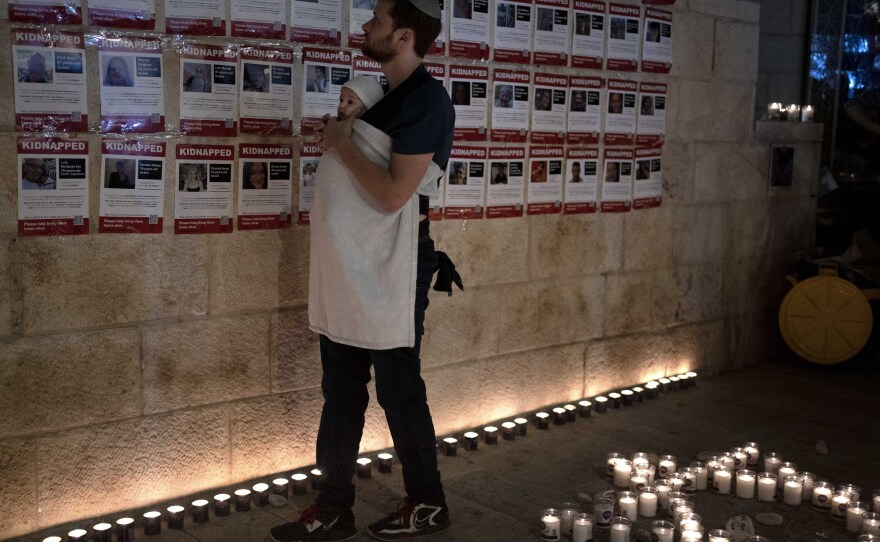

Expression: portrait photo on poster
xmin=21 ymin=157 xmax=57 ymax=189
xmin=104 ymin=158 xmax=136 ymax=188
xmin=449 ymin=161 xmax=468 ymax=184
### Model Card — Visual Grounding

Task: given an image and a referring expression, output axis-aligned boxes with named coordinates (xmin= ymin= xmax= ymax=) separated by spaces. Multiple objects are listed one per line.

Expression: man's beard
xmin=362 ymin=32 xmax=396 ymax=63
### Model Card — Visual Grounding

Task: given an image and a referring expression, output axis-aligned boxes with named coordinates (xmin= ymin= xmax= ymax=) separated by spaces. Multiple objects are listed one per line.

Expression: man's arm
xmin=318 ymin=115 xmax=434 ymax=212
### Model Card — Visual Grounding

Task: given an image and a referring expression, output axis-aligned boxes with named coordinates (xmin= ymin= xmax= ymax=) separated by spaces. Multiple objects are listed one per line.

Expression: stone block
xmin=688 ymin=0 xmax=761 ymax=22
xmin=714 ymin=20 xmax=759 ymax=82
xmin=495 ymin=275 xmax=606 ymax=352
xmin=0 ymin=235 xmax=12 ymax=337
xmin=670 ymin=12 xmax=715 ymax=80
xmin=623 ymin=206 xmax=673 ymax=271
xmin=19 ymin=235 xmax=208 ymax=334
xmin=421 ymin=286 xmax=507 ymax=368
xmin=660 ymin=141 xmax=694 ymax=201
xmin=431 ymin=218 xmax=529 ymax=287
xmin=755 ymin=120 xmax=824 ymax=143
xmin=583 ymin=333 xmax=673 ymax=394
xmin=423 ymin=360 xmax=486 ymax=433
xmin=272 ymin=308 xmax=322 ymax=393
xmin=0 ymin=329 xmax=140 ymax=438
xmin=693 ymin=141 xmax=767 ymax=202
xmin=36 ymin=406 xmax=229 ymax=527
xmin=724 ymin=311 xmax=786 ymax=371
xmin=604 ymin=272 xmax=654 ymax=336
xmin=142 ymin=315 xmax=271 ymax=414
xmin=652 ymin=264 xmax=725 ymax=325
xmin=230 ymin=389 xmax=323 ymax=481
xmin=789 ymin=0 xmax=810 ymax=35
xmin=0 ymin=26 xmax=12 ymax=132
xmin=667 ymin=320 xmax=726 ymax=375
xmin=765 ymin=74 xmax=804 ymax=109
xmin=672 ymin=203 xmax=731 ymax=265
xmin=757 ymin=0 xmax=792 ymax=34
xmin=758 ymin=34 xmax=805 ymax=74
xmin=0 ymin=438 xmax=37 ymax=538
xmin=529 ymin=213 xmax=623 ymax=279
xmin=0 ymin=136 xmax=19 ymax=232
xmin=677 ymin=81 xmax=755 ymax=142
xmin=209 ymin=227 xmax=309 ymax=313
xmin=729 ymin=254 xmax=790 ymax=317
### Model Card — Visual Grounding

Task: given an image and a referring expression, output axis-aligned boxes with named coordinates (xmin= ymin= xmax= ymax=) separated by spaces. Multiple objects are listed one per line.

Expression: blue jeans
xmin=315 ymin=225 xmax=445 ymax=509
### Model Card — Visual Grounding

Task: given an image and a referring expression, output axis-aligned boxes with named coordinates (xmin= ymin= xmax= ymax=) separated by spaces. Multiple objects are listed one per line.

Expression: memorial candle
xmin=167 ymin=505 xmax=185 ymax=529
xmin=594 ymin=497 xmax=614 ymax=529
xmin=655 ymin=479 xmax=673 ymax=509
xmin=540 ymin=508 xmax=561 ymax=541
xmin=652 ymin=520 xmax=674 ymax=542
xmin=864 ymin=512 xmax=880 ymax=536
xmin=783 ymin=475 xmax=803 ymax=505
xmin=607 ymin=452 xmax=624 ymax=477
xmin=680 ymin=512 xmax=702 ymax=532
xmin=143 ymin=511 xmax=161 ymax=535
xmin=639 ymin=487 xmax=659 ymax=517
xmin=501 ymin=422 xmax=517 ymax=441
xmin=252 ymin=483 xmax=269 ymax=506
xmin=679 ymin=468 xmax=697 ymax=493
xmin=356 ymin=458 xmax=372 ymax=478
xmin=757 ymin=472 xmax=777 ymax=502
xmin=594 ymin=396 xmax=609 ymax=413
xmin=552 ymin=407 xmax=567 ymax=425
xmin=560 ymin=503 xmax=578 ymax=535
xmin=813 ymin=481 xmax=834 ymax=511
xmin=690 ymin=462 xmax=708 ymax=490
xmin=709 ymin=530 xmax=734 ymax=542
xmin=614 ymin=459 xmax=633 ymax=488
xmin=67 ymin=530 xmax=88 ymax=542
xmin=564 ymin=404 xmax=578 ymax=422
xmin=800 ymin=472 xmax=818 ymax=501
xmin=192 ymin=499 xmax=210 ymax=523
xmin=840 ymin=483 xmax=863 ymax=501
xmin=213 ymin=494 xmax=231 ymax=517
xmin=377 ymin=453 xmax=393 ymax=473
xmin=630 ymin=470 xmax=649 ymax=492
xmin=729 ymin=447 xmax=748 ymax=470
xmin=667 ymin=472 xmax=686 ymax=492
xmin=116 ymin=517 xmax=135 ymax=542
xmin=718 ymin=452 xmax=735 ymax=470
xmin=234 ymin=489 xmax=252 ymax=511
xmin=609 ymin=516 xmax=632 ymax=542
xmin=620 ymin=389 xmax=635 ymax=406
xmin=763 ymin=452 xmax=782 ymax=474
xmin=658 ymin=455 xmax=677 ymax=478
xmin=681 ymin=532 xmax=704 ymax=541
xmin=777 ymin=462 xmax=797 ymax=488
xmin=572 ymin=513 xmax=593 ymax=542
xmin=93 ymin=523 xmax=112 ymax=542
xmin=463 ymin=431 xmax=479 ymax=451
xmin=618 ymin=491 xmax=638 ymax=521
xmin=849 ymin=502 xmax=871 ymax=533
xmin=705 ymin=456 xmax=719 ymax=480
xmin=536 ymin=412 xmax=550 ymax=429
xmin=483 ymin=426 xmax=498 ymax=444
xmin=874 ymin=489 xmax=880 ymax=513
xmin=801 ymin=105 xmax=814 ymax=121
xmin=671 ymin=498 xmax=694 ymax=524
xmin=832 ymin=490 xmax=851 ymax=520
xmin=291 ymin=473 xmax=308 ymax=494
xmin=608 ymin=392 xmax=621 ymax=408
xmin=631 ymin=452 xmax=651 ymax=471
xmin=514 ymin=418 xmax=528 ymax=436
xmin=741 ymin=442 xmax=760 ymax=467
xmin=714 ymin=466 xmax=733 ymax=495
xmin=577 ymin=401 xmax=592 ymax=417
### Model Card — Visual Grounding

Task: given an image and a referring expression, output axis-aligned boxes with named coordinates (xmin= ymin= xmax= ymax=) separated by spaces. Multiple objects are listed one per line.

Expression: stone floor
xmin=18 ymin=357 xmax=880 ymax=542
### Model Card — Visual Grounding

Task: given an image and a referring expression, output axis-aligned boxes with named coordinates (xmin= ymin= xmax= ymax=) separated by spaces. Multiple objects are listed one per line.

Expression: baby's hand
xmin=313 ymin=113 xmax=334 ymax=145
xmin=318 ymin=115 xmax=355 ymax=151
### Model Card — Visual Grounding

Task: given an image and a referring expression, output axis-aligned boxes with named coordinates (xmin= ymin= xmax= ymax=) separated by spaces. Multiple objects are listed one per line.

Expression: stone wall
xmin=754 ymin=0 xmax=811 ymax=116
xmin=0 ymin=0 xmax=821 ymax=538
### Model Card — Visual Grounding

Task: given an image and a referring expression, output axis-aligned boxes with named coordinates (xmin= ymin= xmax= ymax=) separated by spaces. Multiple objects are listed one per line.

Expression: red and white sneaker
xmin=366 ymin=498 xmax=451 ymax=541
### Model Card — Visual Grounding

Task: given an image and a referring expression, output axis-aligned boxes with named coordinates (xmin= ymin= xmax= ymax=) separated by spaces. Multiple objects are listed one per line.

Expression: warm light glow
xmin=291 ymin=474 xmax=307 ymax=481
xmin=668 ymin=376 xmax=680 ymax=382
xmin=272 ymin=478 xmax=288 ymax=486
xmin=685 ymin=372 xmax=697 ymax=378
xmin=552 ymin=407 xmax=565 ymax=414
xmin=645 ymin=381 xmax=658 ymax=388
xmin=621 ymin=390 xmax=634 ymax=396
xmin=68 ymin=531 xmax=87 ymax=538
xmin=502 ymin=421 xmax=516 ymax=429
xmin=608 ymin=392 xmax=621 ymax=399
xmin=310 ymin=468 xmax=322 ymax=476
xmin=42 ymin=537 xmax=63 ymax=542
xmin=658 ymin=378 xmax=670 ymax=384
xmin=578 ymin=400 xmax=591 ymax=406
xmin=116 ymin=518 xmax=134 ymax=526
xmin=167 ymin=505 xmax=184 ymax=513
xmin=536 ymin=412 xmax=549 ymax=418
xmin=94 ymin=523 xmax=112 ymax=531
xmin=443 ymin=437 xmax=458 ymax=444
xmin=595 ymin=396 xmax=608 ymax=402
xmin=464 ymin=431 xmax=479 ymax=438
xmin=514 ymin=418 xmax=527 ymax=424
xmin=192 ymin=499 xmax=209 ymax=506
xmin=252 ymin=483 xmax=269 ymax=492
xmin=564 ymin=404 xmax=576 ymax=411
xmin=143 ymin=511 xmax=160 ymax=519
xmin=235 ymin=489 xmax=252 ymax=496
xmin=484 ymin=426 xmax=498 ymax=433
xmin=357 ymin=458 xmax=372 ymax=465
xmin=378 ymin=453 xmax=393 ymax=460
xmin=214 ymin=493 xmax=230 ymax=502
xmin=632 ymin=386 xmax=644 ymax=392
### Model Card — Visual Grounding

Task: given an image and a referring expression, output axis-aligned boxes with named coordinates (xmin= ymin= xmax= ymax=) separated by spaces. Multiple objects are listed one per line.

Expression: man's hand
xmin=317 ymin=114 xmax=355 ymax=151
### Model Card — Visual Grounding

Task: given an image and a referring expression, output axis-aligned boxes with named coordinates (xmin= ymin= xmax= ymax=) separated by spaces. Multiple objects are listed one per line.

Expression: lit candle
xmin=681 ymin=532 xmax=704 ymax=541
xmin=667 ymin=472 xmax=686 ymax=492
xmin=614 ymin=459 xmax=633 ymax=488
xmin=859 ymin=535 xmax=880 ymax=542
xmin=667 ymin=376 xmax=680 ymax=390
xmin=768 ymin=102 xmax=782 ymax=119
xmin=643 ymin=465 xmax=657 ymax=485
xmin=832 ymin=490 xmax=852 ymax=520
xmin=849 ymin=502 xmax=870 ymax=533
xmin=783 ymin=475 xmax=803 ymax=505
xmin=609 ymin=516 xmax=632 ymax=542
xmin=763 ymin=452 xmax=782 ymax=474
xmin=167 ymin=505 xmax=185 ymax=528
xmin=736 ymin=469 xmax=756 ymax=499
xmin=658 ymin=455 xmax=677 ymax=478
xmin=607 ymin=452 xmax=624 ymax=477
xmin=777 ymin=462 xmax=797 ymax=488
xmin=442 ymin=437 xmax=458 ymax=456
xmin=786 ymin=104 xmax=800 ymax=121
xmin=41 ymin=537 xmax=62 ymax=542
xmin=652 ymin=520 xmax=674 ymax=542
xmin=632 ymin=386 xmax=645 ymax=402
xmin=271 ymin=478 xmax=289 ymax=506
xmin=310 ymin=468 xmax=323 ymax=490
xmin=378 ymin=453 xmax=393 ymax=473
xmin=564 ymin=404 xmax=578 ymax=421
xmin=658 ymin=377 xmax=671 ymax=392
xmin=630 ymin=470 xmax=649 ymax=493
xmin=705 ymin=456 xmax=719 ymax=480
xmin=679 ymin=468 xmax=697 ymax=493
xmin=644 ymin=381 xmax=659 ymax=399
xmin=514 ymin=417 xmax=528 ymax=436
xmin=67 ymin=529 xmax=88 ymax=542
xmin=463 ymin=431 xmax=479 ymax=451
xmin=93 ymin=523 xmax=112 ymax=542
xmin=540 ymin=508 xmax=561 ymax=541
xmin=620 ymin=389 xmax=635 ymax=406
xmin=484 ymin=426 xmax=499 ymax=444
xmin=214 ymin=493 xmax=231 ymax=517
xmin=741 ymin=442 xmax=760 ymax=467
xmin=560 ymin=503 xmax=578 ymax=535
xmin=535 ymin=412 xmax=550 ymax=429
xmin=680 ymin=512 xmax=702 ymax=532
xmin=690 ymin=462 xmax=708 ymax=490
xmin=252 ymin=482 xmax=269 ymax=506
xmin=291 ymin=473 xmax=308 ymax=494
xmin=234 ymin=489 xmax=252 ymax=512
xmin=757 ymin=472 xmax=777 ymax=502
xmin=743 ymin=537 xmax=769 ymax=542
xmin=501 ymin=422 xmax=517 ymax=441
xmin=192 ymin=499 xmax=210 ymax=523
xmin=572 ymin=513 xmax=593 ymax=542
xmin=864 ymin=512 xmax=880 ymax=536
xmin=594 ymin=497 xmax=615 ymax=529
xmin=729 ymin=447 xmax=748 ymax=470
xmin=874 ymin=489 xmax=880 ymax=513
xmin=618 ymin=491 xmax=638 ymax=520
xmin=143 ymin=511 xmax=162 ymax=535
xmin=631 ymin=452 xmax=650 ymax=470
xmin=685 ymin=371 xmax=697 ymax=383
xmin=671 ymin=498 xmax=694 ymax=524
xmin=639 ymin=487 xmax=659 ymax=517
xmin=594 ymin=396 xmax=609 ymax=413
xmin=840 ymin=483 xmax=862 ymax=501
xmin=713 ymin=466 xmax=733 ymax=495
xmin=718 ymin=452 xmax=735 ymax=470
xmin=577 ymin=400 xmax=592 ymax=417
xmin=116 ymin=517 xmax=135 ymax=542
xmin=356 ymin=458 xmax=372 ymax=478
xmin=655 ymin=479 xmax=673 ymax=509
xmin=552 ymin=407 xmax=567 ymax=425
xmin=812 ymin=481 xmax=834 ymax=511
xmin=800 ymin=471 xmax=817 ymax=501
xmin=801 ymin=105 xmax=814 ymax=121
xmin=709 ymin=529 xmax=734 ymax=542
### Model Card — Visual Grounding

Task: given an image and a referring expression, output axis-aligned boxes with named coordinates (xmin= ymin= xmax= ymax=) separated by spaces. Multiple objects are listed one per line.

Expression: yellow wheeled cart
xmin=779 ymin=263 xmax=880 ymax=364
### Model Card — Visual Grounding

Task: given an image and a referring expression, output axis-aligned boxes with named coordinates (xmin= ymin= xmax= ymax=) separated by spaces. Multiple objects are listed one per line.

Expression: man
xmin=608 ymin=92 xmax=623 ymax=114
xmin=569 ymin=161 xmax=582 ymax=183
xmin=20 ymin=53 xmax=49 ymax=83
xmin=183 ymin=66 xmax=209 ymax=92
xmin=268 ymin=0 xmax=454 ymax=540
xmin=571 ymin=91 xmax=586 ymax=112
xmin=107 ymin=160 xmax=132 ymax=189
xmin=21 ymin=158 xmax=55 ymax=189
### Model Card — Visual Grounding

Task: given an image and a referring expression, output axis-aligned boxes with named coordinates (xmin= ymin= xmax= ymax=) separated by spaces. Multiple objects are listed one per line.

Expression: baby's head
xmin=338 ymin=76 xmax=384 ymax=120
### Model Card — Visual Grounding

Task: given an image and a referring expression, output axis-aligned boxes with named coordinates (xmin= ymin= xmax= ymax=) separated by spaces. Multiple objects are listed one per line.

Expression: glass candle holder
xmin=786 ymin=104 xmax=801 ymax=121
xmin=639 ymin=487 xmax=659 ymax=518
xmin=859 ymin=535 xmax=880 ymax=542
xmin=608 ymin=392 xmax=622 ymax=408
xmin=252 ymin=482 xmax=269 ymax=506
xmin=681 ymin=529 xmax=704 ymax=541
xmin=800 ymin=472 xmax=818 ymax=501
xmin=783 ymin=475 xmax=803 ymax=505
xmin=718 ymin=452 xmax=735 ymax=470
xmin=689 ymin=462 xmax=708 ymax=490
xmin=594 ymin=396 xmax=609 ymax=413
xmin=607 ymin=452 xmax=624 ymax=477
xmin=678 ymin=468 xmax=697 ymax=493
xmin=631 ymin=452 xmax=651 ymax=470
xmin=654 ymin=479 xmax=673 ymax=510
xmin=863 ymin=512 xmax=880 ymax=535
xmin=667 ymin=472 xmax=686 ymax=492
xmin=849 ymin=502 xmax=871 ymax=533
xmin=463 ymin=431 xmax=479 ymax=451
xmin=564 ymin=404 xmax=578 ymax=421
xmin=609 ymin=516 xmax=632 ymax=542
xmin=679 ymin=511 xmax=702 ymax=532
xmin=310 ymin=468 xmax=323 ymax=490
xmin=377 ymin=453 xmax=393 ymax=473
xmin=658 ymin=455 xmax=677 ymax=478
xmin=501 ymin=422 xmax=517 ymax=441
xmin=670 ymin=497 xmax=693 ymax=523
xmin=552 ymin=407 xmax=567 ymax=425
xmin=116 ymin=517 xmax=135 ymax=542
xmin=514 ymin=418 xmax=528 ymax=436
xmin=705 ymin=456 xmax=719 ymax=481
xmin=234 ymin=489 xmax=252 ymax=512
xmin=652 ymin=520 xmax=674 ymax=542
xmin=540 ymin=508 xmax=561 ymax=541
xmin=594 ymin=497 xmax=614 ymax=529
xmin=658 ymin=377 xmax=671 ymax=392
xmin=291 ymin=473 xmax=308 ymax=494
xmin=757 ymin=472 xmax=777 ymax=502
xmin=763 ymin=452 xmax=782 ymax=474
xmin=713 ymin=466 xmax=733 ymax=495
xmin=708 ymin=530 xmax=734 ymax=542
xmin=167 ymin=505 xmax=185 ymax=529
xmin=621 ymin=389 xmax=635 ymax=406
xmin=741 ymin=442 xmax=760 ymax=467
xmin=767 ymin=102 xmax=782 ymax=119
xmin=442 ymin=437 xmax=458 ymax=455
xmin=272 ymin=477 xmax=290 ymax=499
xmin=832 ymin=490 xmax=852 ymax=520
xmin=632 ymin=386 xmax=645 ymax=402
xmin=614 ymin=459 xmax=633 ymax=488
xmin=93 ymin=523 xmax=112 ymax=542
xmin=536 ymin=412 xmax=550 ymax=429
xmin=560 ymin=503 xmax=578 ymax=536
xmin=630 ymin=469 xmax=650 ymax=493
xmin=840 ymin=483 xmax=863 ymax=501
xmin=813 ymin=481 xmax=834 ymax=511
xmin=213 ymin=494 xmax=231 ymax=517
xmin=192 ymin=499 xmax=210 ymax=523
xmin=356 ymin=458 xmax=372 ymax=478
xmin=143 ymin=511 xmax=161 ymax=535
xmin=577 ymin=400 xmax=592 ymax=417
xmin=483 ymin=426 xmax=498 ymax=444
xmin=728 ymin=447 xmax=748 ymax=470
xmin=776 ymin=462 xmax=797 ymax=488
xmin=874 ymin=489 xmax=880 ymax=513
xmin=617 ymin=491 xmax=638 ymax=521
xmin=645 ymin=381 xmax=659 ymax=399
xmin=572 ymin=513 xmax=593 ymax=542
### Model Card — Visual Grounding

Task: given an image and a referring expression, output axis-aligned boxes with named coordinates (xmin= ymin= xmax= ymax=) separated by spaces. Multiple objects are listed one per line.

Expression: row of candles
xmin=766 ymin=102 xmax=815 ymax=122
xmin=38 ymin=373 xmax=699 ymax=542
xmin=540 ymin=444 xmax=880 ymax=541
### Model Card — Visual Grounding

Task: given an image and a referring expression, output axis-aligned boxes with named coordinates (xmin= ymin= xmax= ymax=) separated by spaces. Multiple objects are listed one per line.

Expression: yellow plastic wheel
xmin=779 ymin=270 xmax=873 ymax=364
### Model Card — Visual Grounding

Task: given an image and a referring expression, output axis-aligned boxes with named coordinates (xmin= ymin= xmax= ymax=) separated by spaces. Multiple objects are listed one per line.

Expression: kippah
xmin=409 ymin=0 xmax=441 ymax=18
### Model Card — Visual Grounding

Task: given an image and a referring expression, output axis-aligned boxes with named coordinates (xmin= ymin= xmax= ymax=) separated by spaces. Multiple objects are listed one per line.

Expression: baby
xmin=337 ymin=76 xmax=384 ymax=120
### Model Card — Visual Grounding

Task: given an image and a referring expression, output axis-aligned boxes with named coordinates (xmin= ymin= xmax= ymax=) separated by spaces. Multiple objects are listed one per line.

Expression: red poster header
xmin=13 ymin=29 xmax=84 ymax=48
xmin=494 ymin=69 xmax=531 ymax=83
xmin=535 ymin=73 xmax=568 ymax=87
xmin=303 ymin=47 xmax=351 ymax=64
xmin=102 ymin=139 xmax=166 ymax=157
xmin=608 ymin=78 xmax=638 ymax=92
xmin=18 ymin=137 xmax=88 ymax=154
xmin=242 ymin=45 xmax=295 ymax=64
xmin=635 ymin=146 xmax=662 ymax=159
xmin=450 ymin=65 xmax=488 ymax=79
xmin=570 ymin=75 xmax=603 ymax=88
xmin=450 ymin=146 xmax=487 ymax=159
xmin=609 ymin=2 xmax=639 ymax=16
xmin=97 ymin=35 xmax=162 ymax=53
xmin=489 ymin=147 xmax=525 ymax=159
xmin=567 ymin=147 xmax=599 ymax=159
xmin=239 ymin=143 xmax=293 ymax=159
xmin=529 ymin=146 xmax=563 ymax=158
xmin=639 ymin=82 xmax=667 ymax=94
xmin=645 ymin=8 xmax=672 ymax=21
xmin=604 ymin=148 xmax=633 ymax=160
xmin=574 ymin=0 xmax=605 ymax=13
xmin=180 ymin=43 xmax=237 ymax=61
xmin=176 ymin=144 xmax=234 ymax=160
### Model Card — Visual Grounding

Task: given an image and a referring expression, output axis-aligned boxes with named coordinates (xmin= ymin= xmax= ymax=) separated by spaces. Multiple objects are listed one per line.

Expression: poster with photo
xmin=533 ymin=0 xmax=569 ymax=66
xmin=605 ymin=2 xmax=639 ymax=72
xmin=165 ymin=0 xmax=225 ymax=35
xmin=301 ymin=48 xmax=352 ymax=133
xmin=174 ymin=144 xmax=234 ymax=234
xmin=604 ymin=78 xmax=636 ymax=145
xmin=571 ymin=0 xmax=605 ymax=69
xmin=636 ymin=81 xmax=666 ymax=146
xmin=600 ymin=147 xmax=632 ymax=212
xmin=237 ymin=143 xmax=293 ymax=230
xmin=8 ymin=0 xmax=82 ymax=24
xmin=290 ymin=0 xmax=342 ymax=45
xmin=444 ymin=146 xmax=486 ymax=219
xmin=12 ymin=29 xmax=88 ymax=133
xmin=353 ymin=55 xmax=387 ymax=87
xmin=17 ymin=137 xmax=89 ymax=236
xmin=563 ymin=146 xmax=598 ymax=214
xmin=527 ymin=146 xmax=563 ymax=215
xmin=490 ymin=69 xmax=529 ymax=143
xmin=486 ymin=146 xmax=524 ymax=218
xmin=239 ymin=45 xmax=294 ymax=135
xmin=425 ymin=62 xmax=447 ymax=84
xmin=450 ymin=0 xmax=490 ymax=59
xmin=531 ymin=72 xmax=567 ymax=144
xmin=633 ymin=146 xmax=661 ymax=210
xmin=493 ymin=0 xmax=533 ymax=64
xmin=179 ymin=42 xmax=238 ymax=136
xmin=99 ymin=138 xmax=166 ymax=233
xmin=298 ymin=142 xmax=321 ymax=225
xmin=428 ymin=0 xmax=448 ymax=55
xmin=88 ymin=0 xmax=155 ymax=28
xmin=231 ymin=0 xmax=285 ymax=39
xmin=641 ymin=7 xmax=672 ymax=73
xmin=96 ymin=35 xmax=165 ymax=134
xmin=567 ymin=75 xmax=602 ymax=145
xmin=449 ymin=65 xmax=488 ymax=141
xmin=348 ymin=0 xmax=375 ymax=47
